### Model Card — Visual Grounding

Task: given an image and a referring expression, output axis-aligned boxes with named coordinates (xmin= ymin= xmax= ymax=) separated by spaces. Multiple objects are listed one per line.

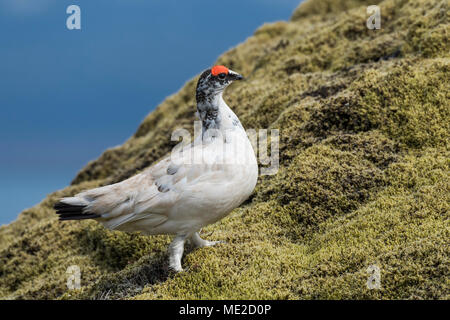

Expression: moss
xmin=293 ymin=149 xmax=449 ymax=299
xmin=1 ymin=0 xmax=449 ymax=299
xmin=257 ymin=143 xmax=388 ymax=239
xmin=291 ymin=0 xmax=384 ymax=21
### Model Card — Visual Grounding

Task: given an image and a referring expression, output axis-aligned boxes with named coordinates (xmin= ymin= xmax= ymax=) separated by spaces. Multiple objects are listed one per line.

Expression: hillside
xmin=0 ymin=0 xmax=448 ymax=299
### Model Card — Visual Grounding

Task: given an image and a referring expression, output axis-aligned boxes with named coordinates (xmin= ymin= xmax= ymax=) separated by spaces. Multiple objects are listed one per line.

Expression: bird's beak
xmin=229 ymin=70 xmax=244 ymax=81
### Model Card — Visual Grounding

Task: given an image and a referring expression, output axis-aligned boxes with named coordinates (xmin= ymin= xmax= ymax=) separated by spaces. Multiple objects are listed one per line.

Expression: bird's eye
xmin=218 ymin=73 xmax=226 ymax=80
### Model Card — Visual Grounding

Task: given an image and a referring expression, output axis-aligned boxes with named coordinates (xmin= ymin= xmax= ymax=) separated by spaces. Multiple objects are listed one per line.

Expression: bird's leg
xmin=190 ymin=232 xmax=223 ymax=248
xmin=168 ymin=234 xmax=187 ymax=272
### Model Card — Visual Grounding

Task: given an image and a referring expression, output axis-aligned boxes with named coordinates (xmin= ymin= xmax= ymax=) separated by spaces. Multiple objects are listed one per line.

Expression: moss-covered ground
xmin=0 ymin=0 xmax=448 ymax=299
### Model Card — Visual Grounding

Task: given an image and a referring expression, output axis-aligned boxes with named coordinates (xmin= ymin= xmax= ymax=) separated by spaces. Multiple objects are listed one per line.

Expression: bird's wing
xmin=67 ymin=141 xmax=219 ymax=231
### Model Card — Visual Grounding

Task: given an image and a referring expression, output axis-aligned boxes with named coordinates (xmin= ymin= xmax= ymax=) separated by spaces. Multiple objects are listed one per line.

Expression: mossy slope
xmin=0 ymin=0 xmax=448 ymax=299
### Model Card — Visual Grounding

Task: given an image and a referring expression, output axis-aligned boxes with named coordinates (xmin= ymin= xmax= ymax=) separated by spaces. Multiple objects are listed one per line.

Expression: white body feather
xmin=61 ymin=95 xmax=258 ymax=237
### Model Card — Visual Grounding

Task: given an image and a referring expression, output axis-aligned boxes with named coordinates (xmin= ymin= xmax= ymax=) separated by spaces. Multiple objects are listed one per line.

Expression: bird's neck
xmin=196 ymin=91 xmax=243 ymax=134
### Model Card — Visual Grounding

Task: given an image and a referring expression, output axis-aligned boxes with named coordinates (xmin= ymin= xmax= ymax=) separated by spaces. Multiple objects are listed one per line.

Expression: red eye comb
xmin=211 ymin=65 xmax=229 ymax=76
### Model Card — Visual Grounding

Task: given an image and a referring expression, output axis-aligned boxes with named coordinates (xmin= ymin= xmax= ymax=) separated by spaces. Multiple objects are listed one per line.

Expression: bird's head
xmin=196 ymin=65 xmax=244 ymax=103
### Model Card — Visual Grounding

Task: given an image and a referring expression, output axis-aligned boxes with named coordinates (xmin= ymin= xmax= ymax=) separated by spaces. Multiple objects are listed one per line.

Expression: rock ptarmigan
xmin=55 ymin=66 xmax=258 ymax=272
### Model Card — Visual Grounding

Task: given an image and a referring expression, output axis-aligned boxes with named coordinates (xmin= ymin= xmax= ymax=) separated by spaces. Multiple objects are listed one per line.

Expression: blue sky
xmin=0 ymin=0 xmax=301 ymax=225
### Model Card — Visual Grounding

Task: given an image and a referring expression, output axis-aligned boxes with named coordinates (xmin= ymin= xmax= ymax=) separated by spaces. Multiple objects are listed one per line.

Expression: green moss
xmin=257 ymin=143 xmax=387 ymax=238
xmin=1 ymin=0 xmax=449 ymax=299
xmin=291 ymin=0 xmax=384 ymax=21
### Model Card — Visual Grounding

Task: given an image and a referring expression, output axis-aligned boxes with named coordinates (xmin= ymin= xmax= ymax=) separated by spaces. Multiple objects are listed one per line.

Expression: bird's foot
xmin=168 ymin=234 xmax=187 ymax=273
xmin=168 ymin=264 xmax=184 ymax=273
xmin=191 ymin=232 xmax=225 ymax=248
xmin=199 ymin=240 xmax=225 ymax=247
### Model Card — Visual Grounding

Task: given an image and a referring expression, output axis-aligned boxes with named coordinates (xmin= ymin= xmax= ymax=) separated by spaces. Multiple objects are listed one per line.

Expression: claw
xmin=206 ymin=240 xmax=225 ymax=246
xmin=169 ymin=265 xmax=184 ymax=273
xmin=190 ymin=232 xmax=225 ymax=248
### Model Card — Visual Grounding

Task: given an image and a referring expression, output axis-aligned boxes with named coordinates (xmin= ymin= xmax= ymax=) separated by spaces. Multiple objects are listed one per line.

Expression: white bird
xmin=55 ymin=65 xmax=258 ymax=272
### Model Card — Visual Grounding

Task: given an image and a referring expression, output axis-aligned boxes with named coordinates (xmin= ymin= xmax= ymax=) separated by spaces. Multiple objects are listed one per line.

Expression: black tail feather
xmin=59 ymin=213 xmax=102 ymax=220
xmin=54 ymin=202 xmax=100 ymax=221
